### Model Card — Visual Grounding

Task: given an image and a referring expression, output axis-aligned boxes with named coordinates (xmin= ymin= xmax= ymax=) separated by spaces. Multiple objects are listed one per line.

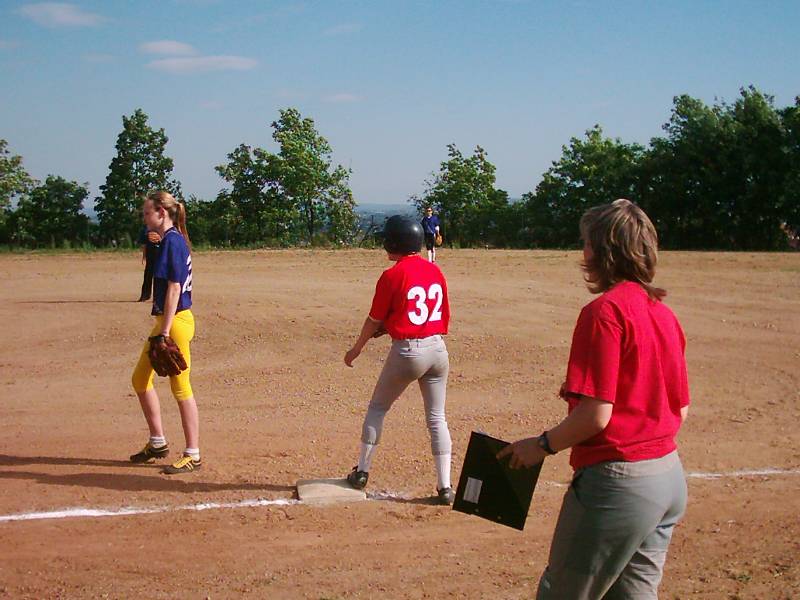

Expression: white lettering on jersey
xmin=406 ymin=283 xmax=443 ymax=325
xmin=182 ymin=255 xmax=193 ymax=294
xmin=428 ymin=283 xmax=443 ymax=322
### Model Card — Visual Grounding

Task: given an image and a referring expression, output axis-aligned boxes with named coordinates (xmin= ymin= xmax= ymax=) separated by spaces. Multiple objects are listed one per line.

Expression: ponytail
xmin=176 ymin=202 xmax=191 ymax=250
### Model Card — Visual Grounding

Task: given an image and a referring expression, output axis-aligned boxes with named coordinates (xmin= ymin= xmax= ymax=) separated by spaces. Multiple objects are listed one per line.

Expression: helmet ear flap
xmin=382 ymin=236 xmax=397 ymax=254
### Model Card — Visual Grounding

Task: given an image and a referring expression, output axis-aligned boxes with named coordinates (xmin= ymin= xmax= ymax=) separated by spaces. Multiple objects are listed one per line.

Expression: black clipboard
xmin=452 ymin=431 xmax=542 ymax=530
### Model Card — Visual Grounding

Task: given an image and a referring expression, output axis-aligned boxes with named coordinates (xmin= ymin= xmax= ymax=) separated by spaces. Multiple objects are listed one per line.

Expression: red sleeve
xmin=368 ymin=270 xmax=394 ymax=322
xmin=564 ymin=303 xmax=622 ymax=403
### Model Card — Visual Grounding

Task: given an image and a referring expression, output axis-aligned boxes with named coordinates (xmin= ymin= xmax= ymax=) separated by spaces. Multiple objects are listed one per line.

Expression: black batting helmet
xmin=383 ymin=215 xmax=424 ymax=255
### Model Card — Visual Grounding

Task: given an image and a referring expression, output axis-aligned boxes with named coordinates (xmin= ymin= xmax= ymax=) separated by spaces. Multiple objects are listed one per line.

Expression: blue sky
xmin=1 ymin=1 xmax=798 ymax=207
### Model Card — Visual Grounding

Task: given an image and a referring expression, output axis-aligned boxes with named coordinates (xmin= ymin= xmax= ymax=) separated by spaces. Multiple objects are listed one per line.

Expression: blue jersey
xmin=421 ymin=215 xmax=440 ymax=235
xmin=151 ymin=227 xmax=193 ymax=316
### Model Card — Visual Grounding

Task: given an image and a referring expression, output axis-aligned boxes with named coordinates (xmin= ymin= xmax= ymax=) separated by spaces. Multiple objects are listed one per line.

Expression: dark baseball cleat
xmin=437 ymin=487 xmax=455 ymax=506
xmin=130 ymin=442 xmax=169 ymax=463
xmin=162 ymin=454 xmax=202 ymax=474
xmin=346 ymin=466 xmax=369 ymax=490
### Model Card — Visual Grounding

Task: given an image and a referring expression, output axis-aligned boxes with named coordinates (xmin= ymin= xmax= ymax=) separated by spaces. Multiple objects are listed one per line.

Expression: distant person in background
xmin=137 ymin=225 xmax=162 ymax=302
xmin=780 ymin=222 xmax=799 ymax=249
xmin=421 ymin=206 xmax=441 ymax=263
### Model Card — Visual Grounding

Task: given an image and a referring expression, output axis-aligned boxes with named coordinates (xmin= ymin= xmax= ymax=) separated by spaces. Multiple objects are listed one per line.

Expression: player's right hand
xmin=344 ymin=347 xmax=361 ymax=367
xmin=497 ymin=437 xmax=546 ymax=469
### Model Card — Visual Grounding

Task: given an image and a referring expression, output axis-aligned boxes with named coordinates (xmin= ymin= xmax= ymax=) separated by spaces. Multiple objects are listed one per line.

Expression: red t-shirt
xmin=369 ymin=255 xmax=450 ymax=339
xmin=564 ymin=281 xmax=690 ymax=470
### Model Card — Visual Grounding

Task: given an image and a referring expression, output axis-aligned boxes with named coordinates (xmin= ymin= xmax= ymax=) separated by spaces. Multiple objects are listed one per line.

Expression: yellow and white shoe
xmin=162 ymin=454 xmax=202 ymax=474
xmin=129 ymin=442 xmax=169 ymax=463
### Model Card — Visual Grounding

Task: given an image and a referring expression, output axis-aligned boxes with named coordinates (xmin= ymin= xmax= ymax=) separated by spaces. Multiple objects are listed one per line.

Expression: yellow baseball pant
xmin=131 ymin=309 xmax=194 ymax=401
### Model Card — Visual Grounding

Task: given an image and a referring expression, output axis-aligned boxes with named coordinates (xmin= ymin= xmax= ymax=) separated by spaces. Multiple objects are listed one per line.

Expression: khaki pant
xmin=360 ymin=335 xmax=451 ymax=456
xmin=537 ymin=451 xmax=687 ymax=600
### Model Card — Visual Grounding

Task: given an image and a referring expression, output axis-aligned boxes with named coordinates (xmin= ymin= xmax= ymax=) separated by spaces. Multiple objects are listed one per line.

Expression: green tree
xmin=323 ymin=183 xmax=360 ymax=245
xmin=0 ymin=139 xmax=35 ymax=243
xmin=524 ymin=126 xmax=644 ymax=247
xmin=414 ymin=144 xmax=507 ymax=246
xmin=215 ymin=144 xmax=297 ymax=245
xmin=95 ymin=109 xmax=181 ymax=245
xmin=638 ymin=95 xmax=727 ymax=248
xmin=270 ymin=108 xmax=355 ymax=243
xmin=11 ymin=176 xmax=90 ymax=247
xmin=216 ymin=107 xmax=357 ymax=245
xmin=641 ymin=88 xmax=789 ymax=249
xmin=780 ymin=96 xmax=800 ymax=238
xmin=726 ymin=87 xmax=789 ymax=249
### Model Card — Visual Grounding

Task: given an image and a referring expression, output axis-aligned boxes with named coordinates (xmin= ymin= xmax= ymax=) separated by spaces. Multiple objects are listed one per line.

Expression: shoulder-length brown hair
xmin=579 ymin=199 xmax=665 ymax=300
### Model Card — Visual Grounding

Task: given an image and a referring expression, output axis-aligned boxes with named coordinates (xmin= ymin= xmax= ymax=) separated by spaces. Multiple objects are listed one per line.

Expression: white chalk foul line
xmin=1 ymin=467 xmax=798 ymax=523
xmin=686 ymin=467 xmax=800 ymax=479
xmin=0 ymin=497 xmax=296 ymax=523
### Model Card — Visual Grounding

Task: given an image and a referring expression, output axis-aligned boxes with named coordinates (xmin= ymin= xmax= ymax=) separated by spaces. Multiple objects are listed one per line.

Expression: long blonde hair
xmin=579 ymin=199 xmax=665 ymax=300
xmin=146 ymin=190 xmax=191 ymax=249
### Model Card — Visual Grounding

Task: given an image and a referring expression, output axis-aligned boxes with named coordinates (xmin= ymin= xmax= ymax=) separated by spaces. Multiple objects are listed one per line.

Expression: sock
xmin=435 ymin=453 xmax=451 ymax=490
xmin=427 ymin=250 xmax=433 ymax=262
xmin=183 ymin=447 xmax=200 ymax=460
xmin=357 ymin=442 xmax=378 ymax=472
xmin=149 ymin=435 xmax=166 ymax=448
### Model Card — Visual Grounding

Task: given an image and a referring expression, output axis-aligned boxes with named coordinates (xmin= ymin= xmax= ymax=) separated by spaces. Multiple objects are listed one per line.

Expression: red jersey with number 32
xmin=369 ymin=255 xmax=450 ymax=339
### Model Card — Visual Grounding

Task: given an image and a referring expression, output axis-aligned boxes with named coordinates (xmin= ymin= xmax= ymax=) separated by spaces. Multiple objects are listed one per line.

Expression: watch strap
xmin=538 ymin=431 xmax=557 ymax=455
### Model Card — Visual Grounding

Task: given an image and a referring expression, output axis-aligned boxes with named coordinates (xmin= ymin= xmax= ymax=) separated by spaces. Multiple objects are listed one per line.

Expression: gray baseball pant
xmin=537 ymin=450 xmax=687 ymax=600
xmin=360 ymin=335 xmax=451 ymax=456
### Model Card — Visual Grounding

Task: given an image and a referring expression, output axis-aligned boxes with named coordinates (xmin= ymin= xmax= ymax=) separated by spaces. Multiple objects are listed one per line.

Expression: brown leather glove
xmin=148 ymin=335 xmax=188 ymax=377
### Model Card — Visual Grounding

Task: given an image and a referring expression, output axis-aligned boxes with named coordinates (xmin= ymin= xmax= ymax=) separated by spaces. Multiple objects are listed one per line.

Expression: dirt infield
xmin=1 ymin=249 xmax=798 ymax=599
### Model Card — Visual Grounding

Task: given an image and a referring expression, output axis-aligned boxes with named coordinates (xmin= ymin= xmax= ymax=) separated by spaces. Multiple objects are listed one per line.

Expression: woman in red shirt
xmin=499 ymin=199 xmax=690 ymax=599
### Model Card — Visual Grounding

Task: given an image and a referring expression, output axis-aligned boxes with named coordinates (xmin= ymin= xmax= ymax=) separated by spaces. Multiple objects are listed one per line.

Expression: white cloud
xmin=139 ymin=40 xmax=197 ymax=56
xmin=324 ymin=23 xmax=363 ymax=36
xmin=146 ymin=55 xmax=257 ymax=74
xmin=18 ymin=3 xmax=105 ymax=27
xmin=323 ymin=93 xmax=361 ymax=103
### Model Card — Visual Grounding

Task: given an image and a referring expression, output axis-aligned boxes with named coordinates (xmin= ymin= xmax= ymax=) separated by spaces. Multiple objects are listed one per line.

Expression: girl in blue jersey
xmin=130 ymin=190 xmax=201 ymax=474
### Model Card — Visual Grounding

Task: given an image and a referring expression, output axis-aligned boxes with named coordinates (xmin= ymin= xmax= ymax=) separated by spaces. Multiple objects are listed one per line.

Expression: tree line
xmin=2 ymin=86 xmax=798 ymax=251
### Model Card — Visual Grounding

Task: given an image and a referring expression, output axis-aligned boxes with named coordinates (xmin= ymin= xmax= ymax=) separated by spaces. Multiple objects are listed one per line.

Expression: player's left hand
xmin=496 ymin=437 xmax=547 ymax=469
xmin=344 ymin=347 xmax=361 ymax=367
xmin=148 ymin=334 xmax=188 ymax=377
xmin=147 ymin=231 xmax=162 ymax=244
